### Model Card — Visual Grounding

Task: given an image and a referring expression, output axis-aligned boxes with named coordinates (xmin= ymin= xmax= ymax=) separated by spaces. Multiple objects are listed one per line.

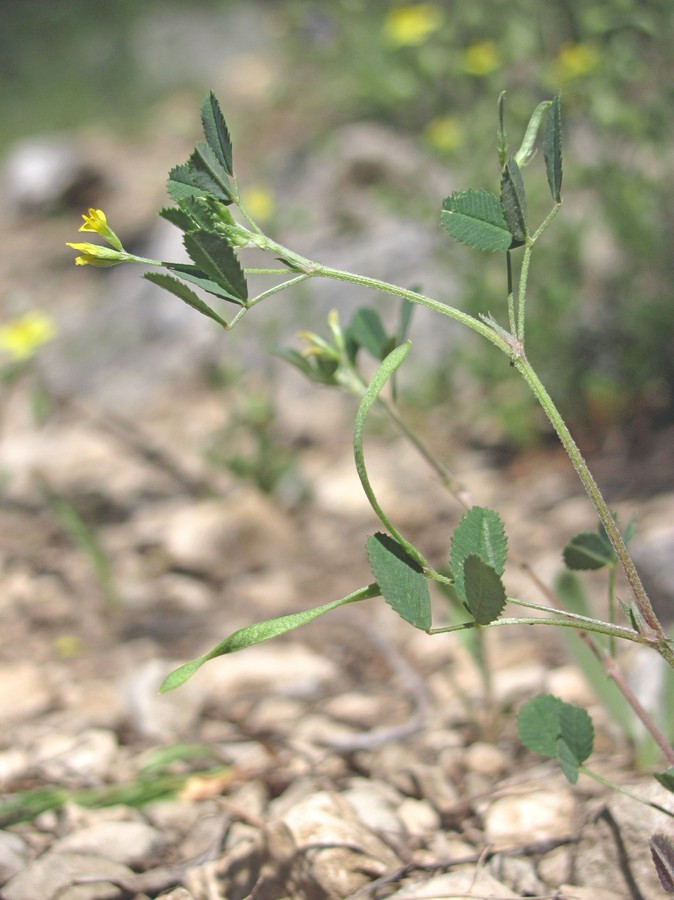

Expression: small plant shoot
xmin=67 ymin=90 xmax=674 ymax=874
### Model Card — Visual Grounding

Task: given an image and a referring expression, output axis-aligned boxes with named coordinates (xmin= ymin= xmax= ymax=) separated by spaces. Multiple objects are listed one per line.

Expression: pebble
xmin=0 ymin=662 xmax=52 ymax=724
xmin=50 ymin=820 xmax=165 ymax=866
xmin=484 ymin=788 xmax=576 ymax=849
xmin=387 ymin=867 xmax=520 ymax=898
xmin=0 ymin=832 xmax=28 ymax=883
xmin=2 ymin=851 xmax=133 ymax=900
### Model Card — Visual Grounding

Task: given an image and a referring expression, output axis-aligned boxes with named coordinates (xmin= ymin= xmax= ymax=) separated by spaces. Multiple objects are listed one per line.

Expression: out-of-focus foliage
xmin=275 ymin=0 xmax=674 ymax=446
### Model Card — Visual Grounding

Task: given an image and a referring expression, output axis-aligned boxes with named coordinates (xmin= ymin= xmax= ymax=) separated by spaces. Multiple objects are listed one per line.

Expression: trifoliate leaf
xmin=518 ymin=694 xmax=565 ymax=757
xmin=367 ymin=532 xmax=432 ymax=630
xmin=441 ymin=189 xmax=513 ymax=251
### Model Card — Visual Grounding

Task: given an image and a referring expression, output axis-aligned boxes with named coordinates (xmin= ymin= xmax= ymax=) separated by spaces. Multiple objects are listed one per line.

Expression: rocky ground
xmin=1 ymin=88 xmax=674 ymax=899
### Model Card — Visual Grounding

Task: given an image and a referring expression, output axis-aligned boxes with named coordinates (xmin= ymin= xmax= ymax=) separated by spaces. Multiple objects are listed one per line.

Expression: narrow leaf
xmin=517 ymin=694 xmax=565 ymax=757
xmin=165 ymin=262 xmax=245 ymax=304
xmin=167 ymin=158 xmax=231 ymax=206
xmin=441 ymin=189 xmax=513 ymax=252
xmin=500 ymin=157 xmax=528 ymax=243
xmin=463 ymin=554 xmax=506 ymax=625
xmin=563 ymin=531 xmax=614 ymax=570
xmin=143 ymin=272 xmax=228 ymax=329
xmin=654 ymin=769 xmax=674 ymax=794
xmin=559 ymin=702 xmax=594 ymax=763
xmin=514 ymin=100 xmax=551 ymax=167
xmin=497 ymin=91 xmax=508 ymax=168
xmin=650 ymin=832 xmax=674 ymax=893
xmin=346 ymin=307 xmax=391 ymax=361
xmin=367 ymin=533 xmax=431 ymax=630
xmin=183 ymin=231 xmax=248 ymax=301
xmin=450 ymin=506 xmax=507 ymax=603
xmin=201 ymin=91 xmax=233 ymax=175
xmin=556 ymin=738 xmax=580 ymax=784
xmin=160 ymin=584 xmax=380 ymax=692
xmin=192 ymin=141 xmax=233 ymax=199
xmin=159 ymin=206 xmax=194 ymax=232
xmin=543 ymin=94 xmax=563 ymax=202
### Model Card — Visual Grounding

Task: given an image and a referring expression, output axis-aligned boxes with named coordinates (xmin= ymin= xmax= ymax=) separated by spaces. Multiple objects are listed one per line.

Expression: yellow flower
xmin=425 ymin=115 xmax=465 ymax=152
xmin=0 ymin=311 xmax=56 ymax=362
xmin=78 ymin=208 xmax=123 ymax=251
xmin=383 ymin=4 xmax=443 ymax=47
xmin=555 ymin=42 xmax=600 ymax=80
xmin=66 ymin=241 xmax=127 ymax=267
xmin=242 ymin=185 xmax=275 ymax=223
xmin=462 ymin=40 xmax=501 ymax=76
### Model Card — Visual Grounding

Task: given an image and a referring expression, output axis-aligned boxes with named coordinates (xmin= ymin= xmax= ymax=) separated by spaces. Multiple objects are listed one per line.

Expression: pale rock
xmin=0 ymin=748 xmax=30 ymax=784
xmin=342 ymin=778 xmax=405 ymax=837
xmin=51 ymin=820 xmax=164 ymax=865
xmin=2 ymin=851 xmax=133 ymax=900
xmin=0 ymin=662 xmax=51 ymax=723
xmin=0 ymin=831 xmax=28 ymax=882
xmin=488 ymin=854 xmax=546 ymax=896
xmin=464 ymin=741 xmax=507 ymax=777
xmin=573 ymin=780 xmax=674 ymax=897
xmin=322 ymin=690 xmax=394 ymax=726
xmin=387 ymin=867 xmax=520 ymax=898
xmin=195 ymin=641 xmax=338 ymax=699
xmin=557 ymin=887 xmax=621 ymax=900
xmin=121 ymin=657 xmax=203 ymax=740
xmin=33 ymin=729 xmax=118 ymax=781
xmin=403 ymin=763 xmax=460 ymax=816
xmin=397 ymin=797 xmax=441 ymax=836
xmin=545 ymin=664 xmax=596 ymax=707
xmin=277 ymin=790 xmax=401 ymax=896
xmin=492 ymin=661 xmax=547 ymax=705
xmin=537 ymin=844 xmax=573 ymax=886
xmin=484 ymin=788 xmax=576 ymax=849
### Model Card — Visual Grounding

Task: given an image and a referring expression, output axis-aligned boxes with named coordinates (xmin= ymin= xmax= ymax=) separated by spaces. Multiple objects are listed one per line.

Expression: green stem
xmin=578 ymin=766 xmax=674 ymax=819
xmin=246 ymin=274 xmax=312 ymax=308
xmin=505 ymin=596 xmax=653 ymax=644
xmin=428 ymin=615 xmax=647 ymax=642
xmin=516 ymin=243 xmax=533 ymax=341
xmin=506 ymin=251 xmax=516 ymax=334
xmin=513 ymin=354 xmax=673 ymax=665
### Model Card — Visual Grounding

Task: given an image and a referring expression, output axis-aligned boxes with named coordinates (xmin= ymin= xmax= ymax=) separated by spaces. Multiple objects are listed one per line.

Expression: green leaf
xmin=160 ymin=584 xmax=380 ymax=692
xmin=514 ymin=100 xmax=552 ymax=167
xmin=463 ymin=554 xmax=507 ymax=624
xmin=201 ymin=91 xmax=233 ymax=175
xmin=143 ymin=272 xmax=229 ymax=329
xmin=183 ymin=231 xmax=248 ymax=302
xmin=167 ymin=158 xmax=231 ymax=206
xmin=366 ymin=532 xmax=431 ymax=629
xmin=450 ymin=506 xmax=507 ymax=602
xmin=556 ymin=738 xmax=580 ymax=784
xmin=441 ymin=189 xmax=513 ymax=252
xmin=543 ymin=94 xmax=563 ymax=202
xmin=563 ymin=531 xmax=615 ymax=570
xmin=165 ymin=262 xmax=245 ymax=304
xmin=654 ymin=769 xmax=674 ymax=794
xmin=559 ymin=702 xmax=594 ymax=763
xmin=192 ymin=141 xmax=233 ymax=198
xmin=345 ymin=307 xmax=392 ymax=361
xmin=500 ymin=157 xmax=528 ymax=244
xmin=159 ymin=206 xmax=194 ymax=232
xmin=518 ymin=694 xmax=565 ymax=757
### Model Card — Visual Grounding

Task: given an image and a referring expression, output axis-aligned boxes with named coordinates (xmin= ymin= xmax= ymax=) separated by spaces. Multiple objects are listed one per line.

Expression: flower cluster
xmin=66 ymin=208 xmax=127 ymax=267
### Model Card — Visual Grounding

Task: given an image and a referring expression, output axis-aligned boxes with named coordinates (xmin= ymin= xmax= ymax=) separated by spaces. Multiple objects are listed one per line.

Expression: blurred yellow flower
xmin=242 ymin=185 xmax=275 ymax=223
xmin=425 ymin=115 xmax=465 ymax=152
xmin=78 ymin=207 xmax=123 ymax=251
xmin=383 ymin=4 xmax=443 ymax=47
xmin=66 ymin=241 xmax=127 ymax=267
xmin=0 ymin=311 xmax=56 ymax=362
xmin=462 ymin=40 xmax=501 ymax=76
xmin=555 ymin=42 xmax=600 ymax=80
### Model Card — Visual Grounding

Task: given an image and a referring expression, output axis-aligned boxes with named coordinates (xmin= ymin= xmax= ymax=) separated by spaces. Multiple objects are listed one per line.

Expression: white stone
xmin=484 ymin=788 xmax=575 ymax=849
xmin=52 ymin=820 xmax=164 ymax=865
xmin=0 ymin=662 xmax=51 ymax=723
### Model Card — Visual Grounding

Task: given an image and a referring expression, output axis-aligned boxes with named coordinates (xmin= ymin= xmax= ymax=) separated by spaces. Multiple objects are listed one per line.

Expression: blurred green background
xmin=2 ymin=0 xmax=673 ymax=455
